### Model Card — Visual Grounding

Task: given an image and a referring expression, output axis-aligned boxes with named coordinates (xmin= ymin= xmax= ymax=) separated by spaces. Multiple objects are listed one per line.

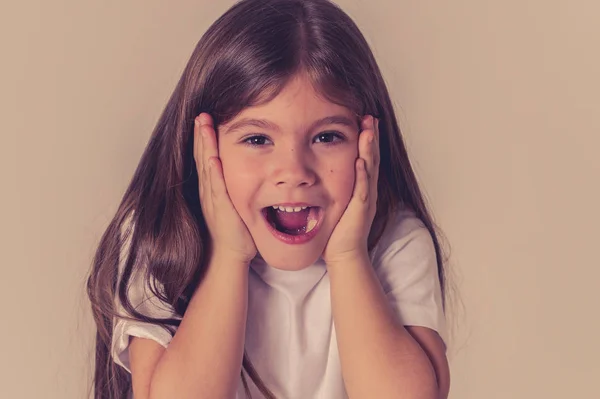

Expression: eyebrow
xmin=223 ymin=115 xmax=358 ymax=135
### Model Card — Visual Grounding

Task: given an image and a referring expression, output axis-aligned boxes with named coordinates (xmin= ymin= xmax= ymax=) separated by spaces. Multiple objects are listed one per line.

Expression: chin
xmin=256 ymin=246 xmax=324 ymax=271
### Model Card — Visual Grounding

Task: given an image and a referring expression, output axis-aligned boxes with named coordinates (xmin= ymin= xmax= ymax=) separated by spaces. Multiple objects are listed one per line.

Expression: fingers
xmin=197 ymin=114 xmax=218 ymax=171
xmin=194 ymin=116 xmax=205 ymax=172
xmin=194 ymin=113 xmax=222 ymax=204
xmin=371 ymin=116 xmax=380 ymax=203
xmin=207 ymin=156 xmax=229 ymax=201
xmin=356 ymin=115 xmax=380 ymax=205
xmin=359 ymin=115 xmax=380 ymax=176
xmin=354 ymin=157 xmax=369 ymax=203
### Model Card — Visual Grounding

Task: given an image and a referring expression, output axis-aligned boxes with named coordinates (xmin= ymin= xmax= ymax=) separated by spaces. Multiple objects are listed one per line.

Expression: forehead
xmin=221 ymin=75 xmax=358 ymax=131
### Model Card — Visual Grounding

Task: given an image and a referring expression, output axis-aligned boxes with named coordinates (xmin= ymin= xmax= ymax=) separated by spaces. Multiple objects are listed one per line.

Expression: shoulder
xmin=369 ymin=205 xmax=448 ymax=345
xmin=369 ymin=205 xmax=442 ymax=314
xmin=115 ymin=210 xmax=176 ymax=319
xmin=111 ymin=211 xmax=179 ymax=372
xmin=370 ymin=206 xmax=435 ymax=272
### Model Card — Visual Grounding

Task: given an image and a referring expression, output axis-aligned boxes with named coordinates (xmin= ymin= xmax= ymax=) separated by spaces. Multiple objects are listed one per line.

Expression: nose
xmin=271 ymin=147 xmax=317 ymax=188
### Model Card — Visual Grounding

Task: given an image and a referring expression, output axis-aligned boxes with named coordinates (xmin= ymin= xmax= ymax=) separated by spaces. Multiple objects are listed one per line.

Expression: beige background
xmin=1 ymin=0 xmax=598 ymax=398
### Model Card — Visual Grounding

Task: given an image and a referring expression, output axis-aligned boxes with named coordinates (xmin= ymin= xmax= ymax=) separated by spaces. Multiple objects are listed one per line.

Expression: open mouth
xmin=261 ymin=205 xmax=324 ymax=244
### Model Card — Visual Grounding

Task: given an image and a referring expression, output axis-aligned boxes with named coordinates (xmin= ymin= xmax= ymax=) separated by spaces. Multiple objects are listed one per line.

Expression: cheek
xmin=220 ymin=151 xmax=261 ymax=216
xmin=326 ymin=159 xmax=356 ymax=204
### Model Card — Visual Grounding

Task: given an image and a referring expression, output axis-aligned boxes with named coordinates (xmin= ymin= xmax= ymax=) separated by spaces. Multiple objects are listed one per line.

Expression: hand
xmin=194 ymin=113 xmax=257 ymax=264
xmin=322 ymin=115 xmax=380 ymax=267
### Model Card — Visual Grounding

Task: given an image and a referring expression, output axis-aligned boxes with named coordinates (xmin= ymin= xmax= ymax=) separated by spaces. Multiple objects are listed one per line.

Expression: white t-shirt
xmin=112 ymin=207 xmax=447 ymax=398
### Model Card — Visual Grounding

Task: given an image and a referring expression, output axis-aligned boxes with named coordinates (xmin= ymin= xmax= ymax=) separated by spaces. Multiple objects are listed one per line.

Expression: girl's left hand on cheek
xmin=323 ymin=115 xmax=380 ymax=267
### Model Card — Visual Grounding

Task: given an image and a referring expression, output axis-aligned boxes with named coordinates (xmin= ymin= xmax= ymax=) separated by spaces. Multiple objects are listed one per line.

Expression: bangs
xmin=211 ymin=67 xmax=364 ymax=127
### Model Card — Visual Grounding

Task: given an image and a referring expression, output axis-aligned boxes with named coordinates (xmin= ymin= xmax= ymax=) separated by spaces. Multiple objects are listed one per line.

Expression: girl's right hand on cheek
xmin=194 ymin=113 xmax=257 ymax=265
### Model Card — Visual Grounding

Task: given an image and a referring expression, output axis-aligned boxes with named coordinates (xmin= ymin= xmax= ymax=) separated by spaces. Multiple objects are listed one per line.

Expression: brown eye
xmin=243 ymin=135 xmax=271 ymax=146
xmin=314 ymin=131 xmax=344 ymax=144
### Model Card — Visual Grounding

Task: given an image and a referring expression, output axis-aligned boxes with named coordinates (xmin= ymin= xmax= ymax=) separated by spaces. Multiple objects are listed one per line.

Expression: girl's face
xmin=218 ymin=74 xmax=360 ymax=270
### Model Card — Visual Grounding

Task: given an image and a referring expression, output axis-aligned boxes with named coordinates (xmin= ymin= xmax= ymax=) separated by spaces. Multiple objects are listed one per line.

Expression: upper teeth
xmin=272 ymin=205 xmax=309 ymax=212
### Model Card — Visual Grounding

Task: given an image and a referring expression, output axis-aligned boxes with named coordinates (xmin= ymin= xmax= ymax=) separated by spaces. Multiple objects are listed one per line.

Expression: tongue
xmin=275 ymin=208 xmax=310 ymax=230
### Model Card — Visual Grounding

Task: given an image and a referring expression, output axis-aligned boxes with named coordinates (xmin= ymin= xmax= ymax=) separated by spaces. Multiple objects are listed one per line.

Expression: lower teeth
xmin=266 ymin=207 xmax=318 ymax=235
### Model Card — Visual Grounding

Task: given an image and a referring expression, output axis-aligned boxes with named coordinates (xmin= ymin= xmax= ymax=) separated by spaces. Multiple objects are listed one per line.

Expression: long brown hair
xmin=86 ymin=0 xmax=449 ymax=397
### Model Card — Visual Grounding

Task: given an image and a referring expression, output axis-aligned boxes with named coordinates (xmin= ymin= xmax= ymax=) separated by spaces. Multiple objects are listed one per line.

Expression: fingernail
xmin=197 ymin=113 xmax=209 ymax=125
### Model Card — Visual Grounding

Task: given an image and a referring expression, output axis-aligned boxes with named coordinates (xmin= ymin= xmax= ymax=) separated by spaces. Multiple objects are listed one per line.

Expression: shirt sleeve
xmin=372 ymin=210 xmax=448 ymax=347
xmin=111 ymin=215 xmax=180 ymax=373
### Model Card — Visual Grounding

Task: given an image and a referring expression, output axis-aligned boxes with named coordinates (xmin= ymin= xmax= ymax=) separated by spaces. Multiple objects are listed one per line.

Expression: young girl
xmin=87 ymin=0 xmax=450 ymax=398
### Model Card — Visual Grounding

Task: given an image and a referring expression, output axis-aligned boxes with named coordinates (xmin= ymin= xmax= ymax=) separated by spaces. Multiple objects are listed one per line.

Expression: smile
xmin=261 ymin=204 xmax=324 ymax=244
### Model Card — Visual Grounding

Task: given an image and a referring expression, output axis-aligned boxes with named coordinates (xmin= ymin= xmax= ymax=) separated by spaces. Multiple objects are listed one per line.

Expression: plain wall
xmin=1 ymin=0 xmax=598 ymax=398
